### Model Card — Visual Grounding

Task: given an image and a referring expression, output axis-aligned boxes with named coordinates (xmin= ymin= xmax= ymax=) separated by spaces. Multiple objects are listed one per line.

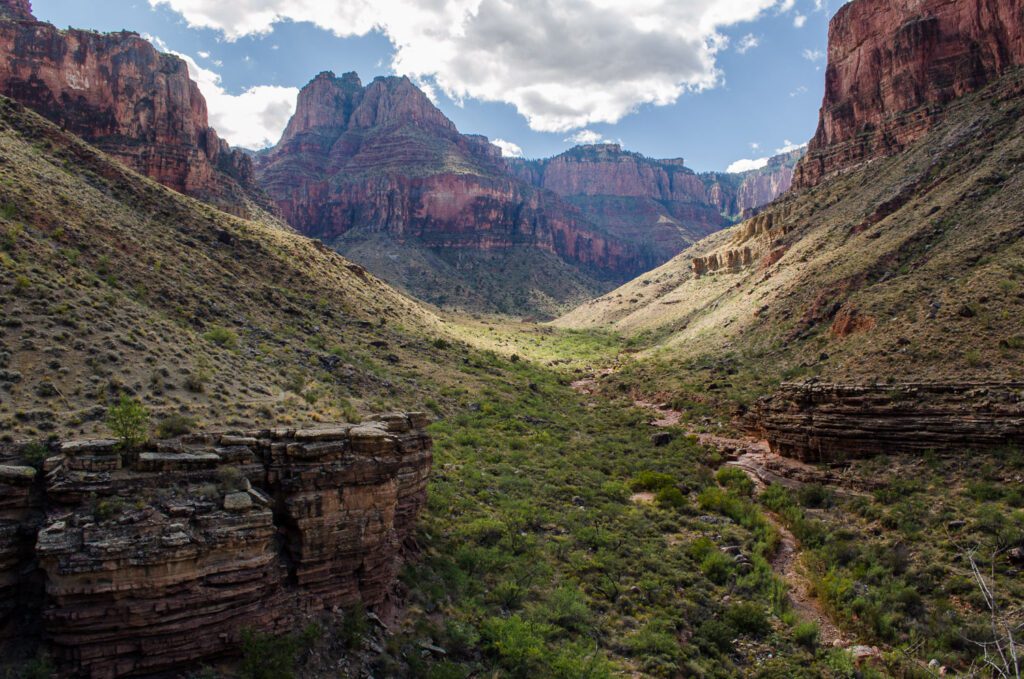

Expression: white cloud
xmin=775 ymin=139 xmax=806 ymax=154
xmin=802 ymin=48 xmax=824 ymax=61
xmin=726 ymin=157 xmax=769 ymax=173
xmin=789 ymin=85 xmax=808 ymax=97
xmin=736 ymin=34 xmax=759 ymax=54
xmin=492 ymin=138 xmax=524 ymax=158
xmin=145 ymin=36 xmax=299 ymax=149
xmin=149 ymin=0 xmax=794 ymax=133
xmin=793 ymin=14 xmax=806 ymax=27
xmin=565 ymin=129 xmax=606 ymax=145
xmin=750 ymin=142 xmax=760 ymax=150
xmin=197 ymin=50 xmax=210 ymax=58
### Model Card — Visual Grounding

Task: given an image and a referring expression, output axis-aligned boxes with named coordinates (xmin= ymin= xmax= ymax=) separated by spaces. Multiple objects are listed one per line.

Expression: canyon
xmin=0 ymin=415 xmax=432 ymax=678
xmin=0 ymin=1 xmax=267 ymax=216
xmin=257 ymin=71 xmax=796 ymax=314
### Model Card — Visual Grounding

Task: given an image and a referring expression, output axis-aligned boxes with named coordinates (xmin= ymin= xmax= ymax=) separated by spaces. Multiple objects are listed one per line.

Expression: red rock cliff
xmin=258 ymin=72 xmax=646 ymax=277
xmin=1 ymin=415 xmax=432 ymax=678
xmin=0 ymin=4 xmax=261 ymax=213
xmin=508 ymin=144 xmax=798 ymax=265
xmin=795 ymin=0 xmax=1024 ymax=188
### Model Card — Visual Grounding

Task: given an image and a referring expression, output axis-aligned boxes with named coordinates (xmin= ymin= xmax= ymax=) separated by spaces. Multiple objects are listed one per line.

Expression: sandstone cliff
xmin=748 ymin=382 xmax=1024 ymax=462
xmin=508 ymin=144 xmax=799 ymax=266
xmin=795 ymin=0 xmax=1024 ymax=188
xmin=1 ymin=416 xmax=432 ymax=678
xmin=0 ymin=1 xmax=265 ymax=215
xmin=258 ymin=72 xmax=645 ymax=292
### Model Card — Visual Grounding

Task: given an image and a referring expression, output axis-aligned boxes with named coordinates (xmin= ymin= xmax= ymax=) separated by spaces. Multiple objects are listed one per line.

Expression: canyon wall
xmin=258 ymin=72 xmax=646 ymax=278
xmin=795 ymin=0 xmax=1024 ymax=188
xmin=0 ymin=1 xmax=263 ymax=214
xmin=749 ymin=383 xmax=1024 ymax=462
xmin=508 ymin=145 xmax=799 ymax=266
xmin=0 ymin=414 xmax=432 ymax=678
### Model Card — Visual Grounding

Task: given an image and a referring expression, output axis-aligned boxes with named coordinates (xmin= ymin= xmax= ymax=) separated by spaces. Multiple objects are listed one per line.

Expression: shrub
xmin=792 ymin=620 xmax=819 ymax=650
xmin=106 ymin=395 xmax=149 ymax=448
xmin=630 ymin=471 xmax=677 ymax=493
xmin=337 ymin=604 xmax=368 ymax=650
xmin=203 ymin=325 xmax=238 ymax=349
xmin=655 ymin=486 xmax=688 ymax=510
xmin=716 ymin=466 xmax=754 ymax=496
xmin=725 ymin=602 xmax=770 ymax=637
xmin=701 ymin=551 xmax=733 ymax=585
xmin=797 ymin=483 xmax=834 ymax=509
xmin=238 ymin=629 xmax=300 ymax=679
xmin=481 ymin=615 xmax=552 ymax=677
xmin=156 ymin=414 xmax=196 ymax=439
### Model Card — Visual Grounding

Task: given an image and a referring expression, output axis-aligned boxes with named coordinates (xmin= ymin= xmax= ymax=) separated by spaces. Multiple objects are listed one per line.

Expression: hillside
xmin=0 ymin=95 xmax=453 ymax=440
xmin=559 ymin=68 xmax=1024 ymax=396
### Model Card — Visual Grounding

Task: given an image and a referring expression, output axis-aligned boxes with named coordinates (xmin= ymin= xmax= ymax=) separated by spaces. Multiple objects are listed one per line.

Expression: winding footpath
xmin=571 ymin=375 xmax=854 ymax=648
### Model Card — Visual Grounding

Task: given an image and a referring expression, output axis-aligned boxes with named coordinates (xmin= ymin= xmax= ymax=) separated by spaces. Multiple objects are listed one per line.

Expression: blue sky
xmin=33 ymin=0 xmax=841 ymax=172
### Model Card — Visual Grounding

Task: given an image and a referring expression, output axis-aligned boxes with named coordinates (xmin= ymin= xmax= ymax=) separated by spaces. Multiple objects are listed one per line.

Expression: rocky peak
xmin=0 ymin=0 xmax=33 ymax=21
xmin=349 ymin=75 xmax=456 ymax=131
xmin=278 ymin=70 xmax=364 ymax=144
xmin=795 ymin=0 xmax=1024 ymax=188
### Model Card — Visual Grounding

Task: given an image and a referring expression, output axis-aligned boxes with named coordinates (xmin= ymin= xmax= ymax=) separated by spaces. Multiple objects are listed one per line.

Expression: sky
xmin=32 ymin=0 xmax=843 ymax=172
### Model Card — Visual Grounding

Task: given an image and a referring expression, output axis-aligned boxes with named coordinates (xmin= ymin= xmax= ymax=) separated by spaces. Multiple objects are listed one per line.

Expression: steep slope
xmin=0 ymin=1 xmax=271 ymax=217
xmin=0 ymin=94 xmax=453 ymax=441
xmin=560 ymin=67 xmax=1024 ymax=392
xmin=257 ymin=72 xmax=645 ymax=316
xmin=508 ymin=144 xmax=799 ymax=269
xmin=795 ymin=0 xmax=1024 ymax=188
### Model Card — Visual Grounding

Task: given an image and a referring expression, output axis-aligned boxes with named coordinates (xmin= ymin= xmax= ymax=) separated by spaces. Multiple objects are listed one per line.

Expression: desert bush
xmin=156 ymin=414 xmax=196 ymax=438
xmin=106 ymin=395 xmax=149 ymax=448
xmin=202 ymin=325 xmax=238 ymax=349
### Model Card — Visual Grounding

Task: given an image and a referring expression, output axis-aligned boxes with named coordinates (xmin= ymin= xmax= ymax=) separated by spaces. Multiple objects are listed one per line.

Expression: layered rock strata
xmin=0 ymin=414 xmax=432 ymax=678
xmin=795 ymin=0 xmax=1024 ymax=188
xmin=258 ymin=72 xmax=645 ymax=277
xmin=0 ymin=1 xmax=263 ymax=214
xmin=508 ymin=145 xmax=800 ymax=266
xmin=748 ymin=383 xmax=1024 ymax=462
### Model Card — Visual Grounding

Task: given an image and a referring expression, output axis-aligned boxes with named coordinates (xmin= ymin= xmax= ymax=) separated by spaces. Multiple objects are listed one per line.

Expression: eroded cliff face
xmin=508 ymin=144 xmax=799 ymax=266
xmin=748 ymin=383 xmax=1024 ymax=462
xmin=0 ymin=2 xmax=263 ymax=214
xmin=258 ymin=72 xmax=644 ymax=279
xmin=0 ymin=415 xmax=432 ymax=678
xmin=795 ymin=0 xmax=1024 ymax=188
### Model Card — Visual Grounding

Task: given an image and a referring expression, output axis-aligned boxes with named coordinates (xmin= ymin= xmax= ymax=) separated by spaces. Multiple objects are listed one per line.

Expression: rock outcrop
xmin=0 ymin=2 xmax=264 ymax=214
xmin=258 ymin=72 xmax=645 ymax=279
xmin=795 ymin=0 xmax=1024 ymax=188
xmin=0 ymin=415 xmax=432 ymax=678
xmin=748 ymin=383 xmax=1024 ymax=462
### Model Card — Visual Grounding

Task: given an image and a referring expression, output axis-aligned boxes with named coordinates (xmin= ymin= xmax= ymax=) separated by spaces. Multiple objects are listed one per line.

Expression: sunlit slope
xmin=558 ymin=72 xmax=1024 ymax=384
xmin=0 ymin=97 xmax=449 ymax=439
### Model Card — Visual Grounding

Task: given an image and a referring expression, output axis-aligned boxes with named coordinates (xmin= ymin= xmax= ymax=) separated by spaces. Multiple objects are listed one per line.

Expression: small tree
xmin=106 ymin=395 xmax=149 ymax=448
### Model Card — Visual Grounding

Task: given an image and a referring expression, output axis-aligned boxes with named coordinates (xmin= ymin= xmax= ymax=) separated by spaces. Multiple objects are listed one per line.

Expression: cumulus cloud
xmin=492 ymin=138 xmax=524 ymax=158
xmin=736 ymin=34 xmax=759 ymax=54
xmin=727 ymin=139 xmax=807 ymax=172
xmin=802 ymin=48 xmax=824 ymax=61
xmin=775 ymin=139 xmax=806 ymax=154
xmin=793 ymin=14 xmax=806 ymax=27
xmin=149 ymin=0 xmax=796 ymax=133
xmin=726 ymin=157 xmax=769 ymax=173
xmin=565 ymin=129 xmax=607 ymax=145
xmin=145 ymin=35 xmax=299 ymax=149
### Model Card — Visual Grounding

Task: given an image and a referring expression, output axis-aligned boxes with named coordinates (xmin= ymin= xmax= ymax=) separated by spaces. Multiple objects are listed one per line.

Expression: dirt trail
xmin=572 ymin=375 xmax=852 ymax=647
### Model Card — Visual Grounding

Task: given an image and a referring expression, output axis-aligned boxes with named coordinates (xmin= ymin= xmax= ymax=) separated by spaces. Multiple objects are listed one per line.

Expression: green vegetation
xmin=202 ymin=325 xmax=239 ymax=349
xmin=105 ymin=395 xmax=149 ymax=448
